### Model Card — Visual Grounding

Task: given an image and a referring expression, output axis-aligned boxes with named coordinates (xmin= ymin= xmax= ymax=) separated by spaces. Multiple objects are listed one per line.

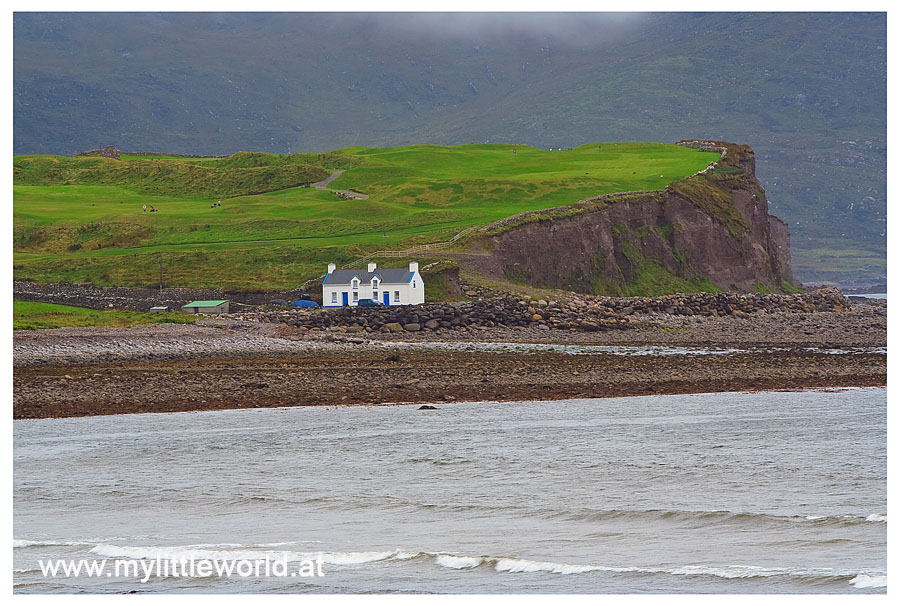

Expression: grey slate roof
xmin=324 ymin=269 xmax=413 ymax=286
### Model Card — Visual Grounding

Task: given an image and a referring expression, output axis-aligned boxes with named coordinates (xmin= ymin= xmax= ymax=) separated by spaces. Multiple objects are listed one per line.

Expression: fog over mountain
xmin=13 ymin=12 xmax=886 ymax=280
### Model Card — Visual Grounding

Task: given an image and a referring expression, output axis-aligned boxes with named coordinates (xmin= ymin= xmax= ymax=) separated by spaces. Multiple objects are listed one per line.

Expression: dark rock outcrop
xmin=421 ymin=262 xmax=464 ymax=301
xmin=462 ymin=141 xmax=795 ymax=295
xmin=100 ymin=146 xmax=121 ymax=160
xmin=77 ymin=146 xmax=121 ymax=160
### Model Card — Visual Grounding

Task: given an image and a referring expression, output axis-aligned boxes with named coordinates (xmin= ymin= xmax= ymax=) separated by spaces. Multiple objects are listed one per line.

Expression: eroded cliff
xmin=462 ymin=140 xmax=795 ymax=296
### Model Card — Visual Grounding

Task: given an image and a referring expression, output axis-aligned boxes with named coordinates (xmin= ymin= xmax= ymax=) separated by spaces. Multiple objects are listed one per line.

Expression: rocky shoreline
xmin=13 ymin=297 xmax=886 ymax=419
xmin=242 ymin=288 xmax=853 ymax=336
xmin=13 ymin=347 xmax=885 ymax=420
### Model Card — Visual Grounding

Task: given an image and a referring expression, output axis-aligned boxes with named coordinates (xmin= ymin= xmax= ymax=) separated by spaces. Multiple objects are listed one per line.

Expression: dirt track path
xmin=312 ymin=170 xmax=369 ymax=200
xmin=313 ymin=170 xmax=344 ymax=189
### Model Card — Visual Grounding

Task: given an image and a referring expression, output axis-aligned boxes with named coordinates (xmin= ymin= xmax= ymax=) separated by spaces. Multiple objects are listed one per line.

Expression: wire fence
xmin=343 ymin=225 xmax=479 ymax=269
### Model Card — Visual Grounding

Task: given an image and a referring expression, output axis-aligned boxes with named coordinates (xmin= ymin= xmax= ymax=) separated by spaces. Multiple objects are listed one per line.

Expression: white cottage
xmin=323 ymin=261 xmax=425 ymax=307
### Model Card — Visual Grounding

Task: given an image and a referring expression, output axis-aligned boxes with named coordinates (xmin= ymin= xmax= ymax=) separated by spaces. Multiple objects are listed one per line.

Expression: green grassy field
xmin=13 ymin=301 xmax=198 ymax=330
xmin=13 ymin=143 xmax=719 ymax=290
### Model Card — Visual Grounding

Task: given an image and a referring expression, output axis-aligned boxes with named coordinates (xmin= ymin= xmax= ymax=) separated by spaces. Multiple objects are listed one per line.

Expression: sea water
xmin=13 ymin=388 xmax=886 ymax=593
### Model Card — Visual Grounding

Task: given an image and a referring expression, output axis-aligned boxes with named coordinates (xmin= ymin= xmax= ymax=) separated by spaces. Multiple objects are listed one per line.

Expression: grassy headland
xmin=14 ymin=143 xmax=718 ymax=290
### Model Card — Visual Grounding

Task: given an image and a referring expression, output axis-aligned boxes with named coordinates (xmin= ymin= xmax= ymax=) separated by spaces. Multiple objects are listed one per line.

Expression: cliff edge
xmin=462 ymin=140 xmax=795 ymax=296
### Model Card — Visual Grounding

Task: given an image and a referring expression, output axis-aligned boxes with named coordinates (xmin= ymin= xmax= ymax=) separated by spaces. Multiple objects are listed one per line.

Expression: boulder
xmin=384 ymin=322 xmax=404 ymax=333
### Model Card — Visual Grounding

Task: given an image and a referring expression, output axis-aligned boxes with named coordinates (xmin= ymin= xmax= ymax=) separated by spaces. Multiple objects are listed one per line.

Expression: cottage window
xmin=412 ymin=280 xmax=416 ymax=289
xmin=352 ymin=280 xmax=359 ymax=290
xmin=353 ymin=292 xmax=359 ymax=302
xmin=331 ymin=292 xmax=337 ymax=304
xmin=394 ymin=291 xmax=400 ymax=302
xmin=372 ymin=279 xmax=379 ymax=289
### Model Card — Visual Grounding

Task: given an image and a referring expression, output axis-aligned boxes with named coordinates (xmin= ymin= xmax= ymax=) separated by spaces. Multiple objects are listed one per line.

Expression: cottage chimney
xmin=368 ymin=262 xmax=377 ymax=272
xmin=327 ymin=262 xmax=336 ymax=274
xmin=409 ymin=261 xmax=418 ymax=273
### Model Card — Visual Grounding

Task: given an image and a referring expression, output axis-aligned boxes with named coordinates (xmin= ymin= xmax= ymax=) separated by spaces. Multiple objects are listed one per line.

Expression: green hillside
xmin=13 ymin=142 xmax=719 ymax=290
xmin=13 ymin=14 xmax=886 ymax=281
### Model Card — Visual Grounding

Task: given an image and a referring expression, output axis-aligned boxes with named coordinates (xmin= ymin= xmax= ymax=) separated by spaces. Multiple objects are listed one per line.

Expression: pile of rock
xmin=238 ymin=288 xmax=850 ymax=334
xmin=249 ymin=295 xmax=599 ymax=333
xmin=77 ymin=146 xmax=121 ymax=160
xmin=333 ymin=190 xmax=368 ymax=200
xmin=571 ymin=287 xmax=851 ymax=319
xmin=460 ymin=283 xmax=505 ymax=300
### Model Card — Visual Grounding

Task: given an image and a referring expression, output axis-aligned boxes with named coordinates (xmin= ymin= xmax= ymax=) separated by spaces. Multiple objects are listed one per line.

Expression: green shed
xmin=181 ymin=300 xmax=229 ymax=314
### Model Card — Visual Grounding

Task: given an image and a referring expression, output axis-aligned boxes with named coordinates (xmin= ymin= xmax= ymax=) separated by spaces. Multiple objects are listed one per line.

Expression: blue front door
xmin=342 ymin=292 xmax=349 ymax=306
xmin=383 ymin=292 xmax=390 ymax=305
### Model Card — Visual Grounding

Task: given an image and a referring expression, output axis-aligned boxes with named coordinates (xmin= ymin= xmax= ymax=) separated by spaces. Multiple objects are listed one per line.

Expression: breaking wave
xmin=849 ymin=574 xmax=888 ymax=589
xmin=14 ymin=540 xmax=877 ymax=588
xmin=428 ymin=553 xmax=882 ymax=584
xmin=88 ymin=543 xmax=403 ymax=566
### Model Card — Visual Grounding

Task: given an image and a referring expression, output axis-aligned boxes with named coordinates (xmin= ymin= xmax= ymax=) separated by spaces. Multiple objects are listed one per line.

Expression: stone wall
xmin=13 ymin=280 xmax=305 ymax=312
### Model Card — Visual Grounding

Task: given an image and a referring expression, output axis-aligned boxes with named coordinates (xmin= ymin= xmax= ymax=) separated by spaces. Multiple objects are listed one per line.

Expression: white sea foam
xmin=432 ymin=553 xmax=638 ymax=575
xmin=90 ymin=543 xmax=278 ymax=562
xmin=493 ymin=557 xmax=600 ymax=575
xmin=82 ymin=542 xmax=886 ymax=583
xmin=804 ymin=513 xmax=886 ymax=524
xmin=391 ymin=551 xmax=421 ymax=561
xmin=435 ymin=554 xmax=484 ymax=569
xmin=849 ymin=574 xmax=887 ymax=588
xmin=666 ymin=565 xmax=802 ymax=579
xmin=428 ymin=552 xmax=881 ymax=582
xmin=318 ymin=551 xmax=400 ymax=565
xmin=18 ymin=538 xmax=887 ymax=588
xmin=89 ymin=543 xmax=399 ymax=566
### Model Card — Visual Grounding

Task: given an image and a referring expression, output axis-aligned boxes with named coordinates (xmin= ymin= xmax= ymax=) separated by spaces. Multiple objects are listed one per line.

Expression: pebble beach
xmin=13 ymin=298 xmax=886 ymax=419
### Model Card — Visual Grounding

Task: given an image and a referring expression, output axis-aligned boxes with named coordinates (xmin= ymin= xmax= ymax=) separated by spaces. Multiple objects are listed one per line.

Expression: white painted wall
xmin=322 ymin=262 xmax=424 ymax=307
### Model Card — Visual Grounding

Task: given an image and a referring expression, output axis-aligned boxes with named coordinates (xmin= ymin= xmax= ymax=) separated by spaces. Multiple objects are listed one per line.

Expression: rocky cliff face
xmin=463 ymin=141 xmax=795 ymax=295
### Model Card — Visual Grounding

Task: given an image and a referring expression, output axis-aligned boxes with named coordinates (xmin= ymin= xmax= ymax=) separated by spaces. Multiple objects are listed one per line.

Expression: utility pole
xmin=158 ymin=252 xmax=163 ymax=293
